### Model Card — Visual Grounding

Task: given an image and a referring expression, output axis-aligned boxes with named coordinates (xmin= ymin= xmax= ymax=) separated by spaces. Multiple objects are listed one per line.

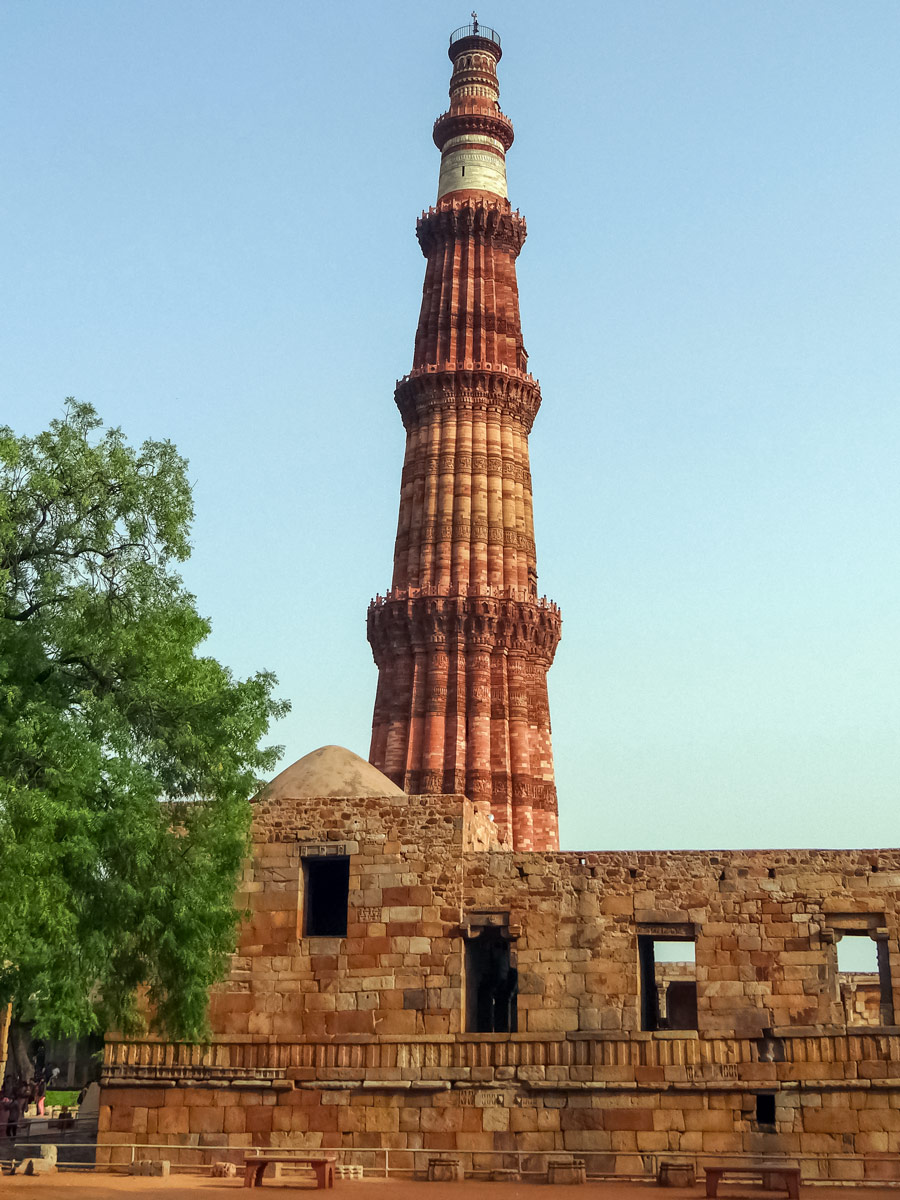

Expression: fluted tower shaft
xmin=367 ymin=24 xmax=561 ymax=851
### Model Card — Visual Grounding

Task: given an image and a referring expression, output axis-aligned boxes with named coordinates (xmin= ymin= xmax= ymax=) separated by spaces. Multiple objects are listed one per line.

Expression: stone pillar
xmin=423 ymin=647 xmax=449 ymax=794
xmin=465 ymin=642 xmax=493 ymax=801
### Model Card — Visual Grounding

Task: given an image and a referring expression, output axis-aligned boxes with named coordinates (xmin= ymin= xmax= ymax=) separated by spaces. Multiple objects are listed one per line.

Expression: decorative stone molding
xmin=367 ymin=593 xmax=561 ymax=663
xmin=433 ymin=108 xmax=515 ymax=153
xmin=394 ymin=368 xmax=541 ymax=433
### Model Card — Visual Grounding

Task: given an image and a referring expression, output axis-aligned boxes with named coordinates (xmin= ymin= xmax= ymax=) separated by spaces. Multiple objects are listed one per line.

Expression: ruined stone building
xmin=99 ymin=23 xmax=900 ymax=1181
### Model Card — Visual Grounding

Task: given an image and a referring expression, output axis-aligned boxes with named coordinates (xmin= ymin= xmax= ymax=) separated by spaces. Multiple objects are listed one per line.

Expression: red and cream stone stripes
xmin=433 ymin=33 xmax=513 ymax=201
xmin=367 ymin=29 xmax=561 ymax=851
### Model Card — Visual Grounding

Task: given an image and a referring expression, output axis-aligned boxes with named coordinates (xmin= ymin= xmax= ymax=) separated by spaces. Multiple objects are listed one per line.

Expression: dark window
xmin=303 ymin=856 xmax=349 ymax=937
xmin=639 ymin=935 xmax=697 ymax=1031
xmin=756 ymin=1092 xmax=776 ymax=1126
xmin=465 ymin=930 xmax=517 ymax=1033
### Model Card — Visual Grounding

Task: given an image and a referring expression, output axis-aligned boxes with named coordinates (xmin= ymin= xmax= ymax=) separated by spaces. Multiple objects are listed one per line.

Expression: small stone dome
xmin=258 ymin=745 xmax=406 ymax=801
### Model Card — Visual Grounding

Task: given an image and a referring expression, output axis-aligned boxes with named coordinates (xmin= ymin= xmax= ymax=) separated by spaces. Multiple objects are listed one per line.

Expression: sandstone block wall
xmin=465 ymin=848 xmax=900 ymax=1038
xmin=99 ymin=791 xmax=900 ymax=1179
xmin=205 ymin=792 xmax=500 ymax=1041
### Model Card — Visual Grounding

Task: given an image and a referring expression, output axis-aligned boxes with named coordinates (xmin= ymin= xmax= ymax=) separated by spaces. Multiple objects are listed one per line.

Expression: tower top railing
xmin=449 ymin=22 xmax=501 ymax=50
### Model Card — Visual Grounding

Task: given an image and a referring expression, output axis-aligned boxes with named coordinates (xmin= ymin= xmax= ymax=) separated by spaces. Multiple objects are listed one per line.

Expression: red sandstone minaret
xmin=367 ymin=19 xmax=561 ymax=851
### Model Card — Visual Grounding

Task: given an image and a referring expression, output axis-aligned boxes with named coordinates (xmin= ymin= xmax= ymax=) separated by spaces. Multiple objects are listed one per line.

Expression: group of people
xmin=1 ymin=1066 xmax=58 ymax=1139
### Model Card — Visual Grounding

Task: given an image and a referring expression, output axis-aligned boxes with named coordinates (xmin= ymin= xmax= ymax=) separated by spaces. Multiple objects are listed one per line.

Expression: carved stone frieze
xmin=401 ymin=454 xmax=531 ymax=488
xmin=367 ymin=591 xmax=561 ymax=666
xmin=415 ymin=519 xmax=534 ymax=552
xmin=417 ymin=198 xmax=525 ymax=258
xmin=395 ymin=367 xmax=542 ymax=433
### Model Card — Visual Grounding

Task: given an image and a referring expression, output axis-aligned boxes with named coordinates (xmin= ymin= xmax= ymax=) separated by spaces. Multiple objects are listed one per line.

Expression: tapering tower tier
xmin=367 ymin=23 xmax=561 ymax=851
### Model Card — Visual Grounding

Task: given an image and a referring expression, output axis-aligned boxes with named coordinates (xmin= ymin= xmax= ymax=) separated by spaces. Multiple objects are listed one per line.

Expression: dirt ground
xmin=0 ymin=1176 xmax=898 ymax=1200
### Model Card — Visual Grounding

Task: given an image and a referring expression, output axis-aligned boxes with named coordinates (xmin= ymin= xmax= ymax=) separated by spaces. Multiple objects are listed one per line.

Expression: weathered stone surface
xmin=20 ymin=1159 xmax=56 ymax=1175
xmin=100 ymin=774 xmax=900 ymax=1178
xmin=657 ymin=1162 xmax=695 ymax=1187
xmin=427 ymin=1157 xmax=463 ymax=1181
xmin=548 ymin=1157 xmax=586 ymax=1184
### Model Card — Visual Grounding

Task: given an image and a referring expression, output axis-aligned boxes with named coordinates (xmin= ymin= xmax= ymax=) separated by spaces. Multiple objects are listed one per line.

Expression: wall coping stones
xmin=101 ymin=1079 xmax=176 ymax=1088
xmin=297 ymin=1080 xmax=451 ymax=1091
xmin=567 ymin=1030 xmax=700 ymax=1042
xmin=770 ymin=1024 xmax=900 ymax=1037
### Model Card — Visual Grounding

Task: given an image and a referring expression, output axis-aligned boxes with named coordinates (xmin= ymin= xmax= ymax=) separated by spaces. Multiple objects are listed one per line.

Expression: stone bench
xmin=658 ymin=1161 xmax=696 ymax=1187
xmin=427 ymin=1157 xmax=463 ymax=1182
xmin=704 ymin=1162 xmax=800 ymax=1199
xmin=547 ymin=1157 xmax=586 ymax=1185
xmin=244 ymin=1154 xmax=335 ymax=1189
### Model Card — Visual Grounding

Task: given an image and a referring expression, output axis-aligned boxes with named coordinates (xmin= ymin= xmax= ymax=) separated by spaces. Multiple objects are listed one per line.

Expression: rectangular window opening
xmin=302 ymin=856 xmax=350 ymax=938
xmin=837 ymin=932 xmax=879 ymax=973
xmin=756 ymin=1092 xmax=776 ymax=1126
xmin=465 ymin=931 xmax=517 ymax=1033
xmin=639 ymin=935 xmax=697 ymax=1032
xmin=836 ymin=931 xmax=893 ymax=1026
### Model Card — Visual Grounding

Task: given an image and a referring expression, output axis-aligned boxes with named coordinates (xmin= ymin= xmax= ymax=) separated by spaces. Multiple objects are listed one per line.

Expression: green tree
xmin=0 ymin=401 xmax=288 ymax=1046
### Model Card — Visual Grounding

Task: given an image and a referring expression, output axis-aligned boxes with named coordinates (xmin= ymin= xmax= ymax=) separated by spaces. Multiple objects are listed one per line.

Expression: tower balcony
xmin=433 ymin=107 xmax=515 ymax=153
xmin=448 ymin=23 xmax=502 ymax=61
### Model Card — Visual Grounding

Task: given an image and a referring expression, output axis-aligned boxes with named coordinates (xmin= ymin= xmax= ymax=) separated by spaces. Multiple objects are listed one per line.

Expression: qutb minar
xmin=367 ymin=18 xmax=562 ymax=851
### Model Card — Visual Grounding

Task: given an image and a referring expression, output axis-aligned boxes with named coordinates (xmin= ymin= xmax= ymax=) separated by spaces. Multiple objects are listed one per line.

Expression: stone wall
xmin=840 ymin=974 xmax=883 ymax=1026
xmin=99 ymin=789 xmax=900 ymax=1179
xmin=464 ymin=847 xmax=900 ymax=1038
xmin=206 ymin=792 xmax=500 ymax=1041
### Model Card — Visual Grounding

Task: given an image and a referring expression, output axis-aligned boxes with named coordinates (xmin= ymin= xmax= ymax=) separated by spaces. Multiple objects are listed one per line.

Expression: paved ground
xmin=0 ymin=1176 xmax=898 ymax=1199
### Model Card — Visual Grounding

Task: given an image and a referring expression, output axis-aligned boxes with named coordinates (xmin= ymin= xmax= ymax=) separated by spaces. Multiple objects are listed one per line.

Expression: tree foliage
xmin=0 ymin=401 xmax=288 ymax=1040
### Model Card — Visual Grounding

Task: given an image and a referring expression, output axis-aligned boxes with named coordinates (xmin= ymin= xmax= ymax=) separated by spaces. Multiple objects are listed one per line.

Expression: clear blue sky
xmin=4 ymin=1 xmax=899 ymax=851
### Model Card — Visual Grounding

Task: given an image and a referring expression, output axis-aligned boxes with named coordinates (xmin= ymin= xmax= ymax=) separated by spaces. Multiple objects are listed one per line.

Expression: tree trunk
xmin=7 ymin=1021 xmax=34 ymax=1083
xmin=0 ymin=1003 xmax=11 ymax=1083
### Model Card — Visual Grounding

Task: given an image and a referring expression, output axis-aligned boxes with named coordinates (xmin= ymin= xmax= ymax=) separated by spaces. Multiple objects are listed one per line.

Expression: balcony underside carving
xmin=433 ymin=109 xmax=515 ymax=153
xmin=417 ymin=198 xmax=525 ymax=257
xmin=368 ymin=593 xmax=561 ymax=663
xmin=395 ymin=369 xmax=541 ymax=433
